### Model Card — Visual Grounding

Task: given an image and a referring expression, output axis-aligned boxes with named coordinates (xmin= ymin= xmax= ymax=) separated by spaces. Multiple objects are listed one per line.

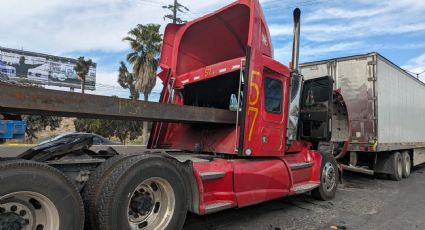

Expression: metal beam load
xmin=0 ymin=83 xmax=237 ymax=124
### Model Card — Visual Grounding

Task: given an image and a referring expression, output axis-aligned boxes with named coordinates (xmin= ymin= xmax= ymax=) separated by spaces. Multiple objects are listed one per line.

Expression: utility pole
xmin=163 ymin=0 xmax=189 ymax=24
xmin=173 ymin=0 xmax=177 ymax=24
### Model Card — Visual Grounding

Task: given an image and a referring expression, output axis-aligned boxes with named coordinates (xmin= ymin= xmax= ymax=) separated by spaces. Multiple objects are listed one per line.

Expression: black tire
xmin=312 ymin=152 xmax=339 ymax=201
xmin=390 ymin=152 xmax=403 ymax=181
xmin=82 ymin=155 xmax=135 ymax=230
xmin=0 ymin=160 xmax=84 ymax=230
xmin=401 ymin=151 xmax=411 ymax=178
xmin=95 ymin=156 xmax=187 ymax=230
xmin=374 ymin=172 xmax=389 ymax=180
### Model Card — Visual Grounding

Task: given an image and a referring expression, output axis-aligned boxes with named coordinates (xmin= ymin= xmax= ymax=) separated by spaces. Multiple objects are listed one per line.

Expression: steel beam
xmin=0 ymin=83 xmax=237 ymax=124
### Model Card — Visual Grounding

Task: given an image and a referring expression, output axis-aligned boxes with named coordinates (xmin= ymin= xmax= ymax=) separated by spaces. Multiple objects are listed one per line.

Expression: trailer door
xmin=299 ymin=76 xmax=333 ymax=141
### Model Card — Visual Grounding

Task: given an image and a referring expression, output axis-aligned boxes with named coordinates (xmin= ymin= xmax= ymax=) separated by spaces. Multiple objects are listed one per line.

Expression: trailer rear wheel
xmin=312 ymin=153 xmax=338 ymax=201
xmin=390 ymin=152 xmax=403 ymax=181
xmin=95 ymin=156 xmax=187 ymax=230
xmin=401 ymin=151 xmax=411 ymax=178
xmin=0 ymin=160 xmax=84 ymax=230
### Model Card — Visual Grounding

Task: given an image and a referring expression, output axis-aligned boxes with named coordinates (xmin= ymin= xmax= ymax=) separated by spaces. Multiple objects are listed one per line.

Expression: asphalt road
xmin=183 ymin=164 xmax=425 ymax=230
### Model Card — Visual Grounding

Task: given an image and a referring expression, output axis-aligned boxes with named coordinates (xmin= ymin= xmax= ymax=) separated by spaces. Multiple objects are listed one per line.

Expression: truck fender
xmin=154 ymin=151 xmax=201 ymax=214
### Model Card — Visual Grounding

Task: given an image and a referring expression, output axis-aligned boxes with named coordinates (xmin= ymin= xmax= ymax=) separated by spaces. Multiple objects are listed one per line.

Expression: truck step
xmin=200 ymin=171 xmax=226 ymax=180
xmin=289 ymin=162 xmax=313 ymax=170
xmin=205 ymin=202 xmax=233 ymax=214
xmin=292 ymin=183 xmax=319 ymax=194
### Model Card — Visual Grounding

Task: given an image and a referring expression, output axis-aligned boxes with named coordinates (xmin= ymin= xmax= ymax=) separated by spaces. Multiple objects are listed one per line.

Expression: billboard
xmin=0 ymin=47 xmax=96 ymax=90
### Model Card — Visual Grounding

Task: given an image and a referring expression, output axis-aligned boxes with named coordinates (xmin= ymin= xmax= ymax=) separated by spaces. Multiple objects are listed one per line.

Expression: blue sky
xmin=1 ymin=0 xmax=424 ymax=100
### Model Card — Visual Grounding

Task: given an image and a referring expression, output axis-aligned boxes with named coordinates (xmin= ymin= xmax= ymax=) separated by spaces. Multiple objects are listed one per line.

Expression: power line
xmin=140 ymin=0 xmax=168 ymax=5
xmin=405 ymin=69 xmax=425 ymax=79
xmin=185 ymin=0 xmax=334 ymax=19
xmin=263 ymin=0 xmax=335 ymax=11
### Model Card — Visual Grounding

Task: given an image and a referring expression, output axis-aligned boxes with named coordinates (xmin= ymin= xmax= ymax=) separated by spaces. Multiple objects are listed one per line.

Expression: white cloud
xmin=301 ymin=42 xmax=363 ymax=58
xmin=2 ymin=0 xmax=425 ymax=95
xmin=274 ymin=41 xmax=364 ymax=65
xmin=269 ymin=0 xmax=425 ymax=43
xmin=0 ymin=0 xmax=232 ymax=55
xmin=403 ymin=53 xmax=425 ymax=76
xmin=0 ymin=0 xmax=161 ymax=54
xmin=0 ymin=0 xmax=235 ymax=96
xmin=306 ymin=7 xmax=388 ymax=21
xmin=96 ymin=71 xmax=119 ymax=87
xmin=269 ymin=24 xmax=293 ymax=37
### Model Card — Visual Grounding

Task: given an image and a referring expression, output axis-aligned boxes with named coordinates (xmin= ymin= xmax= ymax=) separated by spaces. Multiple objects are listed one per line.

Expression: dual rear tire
xmin=0 ymin=156 xmax=188 ymax=230
xmin=83 ymin=155 xmax=187 ymax=230
xmin=390 ymin=151 xmax=411 ymax=181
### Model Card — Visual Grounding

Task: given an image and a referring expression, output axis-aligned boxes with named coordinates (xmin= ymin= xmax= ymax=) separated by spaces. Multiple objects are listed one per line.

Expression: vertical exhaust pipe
xmin=291 ymin=8 xmax=301 ymax=73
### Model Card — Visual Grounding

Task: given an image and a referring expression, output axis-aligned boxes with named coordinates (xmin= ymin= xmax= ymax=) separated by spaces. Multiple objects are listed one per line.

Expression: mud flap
xmin=374 ymin=152 xmax=395 ymax=174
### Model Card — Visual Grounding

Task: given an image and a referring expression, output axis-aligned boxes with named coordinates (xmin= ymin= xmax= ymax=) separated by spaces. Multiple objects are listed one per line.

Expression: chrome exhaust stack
xmin=291 ymin=8 xmax=301 ymax=73
xmin=286 ymin=8 xmax=302 ymax=144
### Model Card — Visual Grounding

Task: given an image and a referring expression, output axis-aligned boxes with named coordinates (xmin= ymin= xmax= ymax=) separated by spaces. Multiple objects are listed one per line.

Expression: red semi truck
xmin=0 ymin=1 xmax=340 ymax=230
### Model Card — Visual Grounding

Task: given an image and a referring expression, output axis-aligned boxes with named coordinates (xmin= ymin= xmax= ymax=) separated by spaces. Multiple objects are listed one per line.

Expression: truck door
xmin=299 ymin=76 xmax=333 ymax=141
xmin=239 ymin=63 xmax=287 ymax=157
xmin=260 ymin=69 xmax=285 ymax=153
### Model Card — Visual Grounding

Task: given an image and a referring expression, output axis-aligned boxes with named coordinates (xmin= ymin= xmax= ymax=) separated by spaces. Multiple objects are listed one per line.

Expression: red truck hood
xmin=158 ymin=0 xmax=273 ymax=82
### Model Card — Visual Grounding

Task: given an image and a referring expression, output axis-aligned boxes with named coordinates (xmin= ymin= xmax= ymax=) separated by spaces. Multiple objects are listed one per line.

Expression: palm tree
xmin=118 ymin=61 xmax=139 ymax=100
xmin=123 ymin=23 xmax=162 ymax=143
xmin=74 ymin=57 xmax=93 ymax=94
xmin=123 ymin=24 xmax=161 ymax=101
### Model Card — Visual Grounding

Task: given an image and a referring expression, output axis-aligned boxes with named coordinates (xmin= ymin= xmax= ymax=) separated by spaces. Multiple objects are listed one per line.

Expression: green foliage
xmin=24 ymin=115 xmax=62 ymax=143
xmin=74 ymin=56 xmax=93 ymax=94
xmin=118 ymin=61 xmax=139 ymax=100
xmin=0 ymin=72 xmax=8 ymax=82
xmin=122 ymin=23 xmax=162 ymax=101
xmin=121 ymin=23 xmax=162 ymax=144
xmin=74 ymin=118 xmax=143 ymax=144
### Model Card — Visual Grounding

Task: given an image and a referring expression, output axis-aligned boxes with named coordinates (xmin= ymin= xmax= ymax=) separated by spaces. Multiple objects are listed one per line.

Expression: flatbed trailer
xmin=0 ymin=83 xmax=236 ymax=124
xmin=300 ymin=53 xmax=425 ymax=179
xmin=0 ymin=1 xmax=340 ymax=230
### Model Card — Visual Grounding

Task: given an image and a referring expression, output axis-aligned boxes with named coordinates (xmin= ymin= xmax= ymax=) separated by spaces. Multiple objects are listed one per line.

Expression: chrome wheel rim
xmin=127 ymin=177 xmax=175 ymax=230
xmin=0 ymin=191 xmax=60 ymax=230
xmin=322 ymin=162 xmax=336 ymax=192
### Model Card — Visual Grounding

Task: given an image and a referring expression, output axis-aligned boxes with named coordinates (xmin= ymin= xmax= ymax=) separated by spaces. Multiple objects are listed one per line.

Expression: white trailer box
xmin=300 ymin=53 xmax=425 ymax=172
